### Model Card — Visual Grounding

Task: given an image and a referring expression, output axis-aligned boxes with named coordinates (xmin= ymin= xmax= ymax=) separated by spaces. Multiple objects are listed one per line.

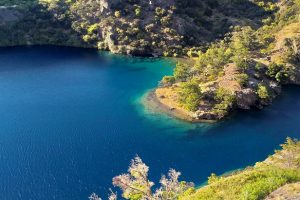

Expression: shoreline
xmin=143 ymin=90 xmax=217 ymax=123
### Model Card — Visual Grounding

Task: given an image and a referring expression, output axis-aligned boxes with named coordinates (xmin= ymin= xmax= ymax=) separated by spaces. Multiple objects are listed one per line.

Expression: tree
xmin=110 ymin=156 xmax=193 ymax=200
xmin=178 ymin=80 xmax=202 ymax=111
xmin=154 ymin=169 xmax=192 ymax=200
xmin=207 ymin=173 xmax=220 ymax=185
xmin=279 ymin=137 xmax=300 ymax=168
xmin=266 ymin=62 xmax=288 ymax=83
xmin=89 ymin=193 xmax=101 ymax=200
xmin=283 ymin=37 xmax=300 ymax=64
xmin=196 ymin=42 xmax=231 ymax=71
xmin=114 ymin=11 xmax=121 ymax=18
xmin=113 ymin=156 xmax=154 ymax=199
xmin=135 ymin=7 xmax=142 ymax=17
xmin=231 ymin=27 xmax=256 ymax=66
xmin=257 ymin=84 xmax=270 ymax=100
xmin=161 ymin=76 xmax=175 ymax=87
xmin=174 ymin=63 xmax=190 ymax=81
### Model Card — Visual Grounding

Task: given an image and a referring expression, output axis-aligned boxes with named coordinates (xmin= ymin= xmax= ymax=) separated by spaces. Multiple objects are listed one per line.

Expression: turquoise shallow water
xmin=0 ymin=46 xmax=299 ymax=200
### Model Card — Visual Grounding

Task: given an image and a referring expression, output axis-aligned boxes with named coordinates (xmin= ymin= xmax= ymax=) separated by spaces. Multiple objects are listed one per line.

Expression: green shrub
xmin=161 ymin=76 xmax=175 ymax=86
xmin=236 ymin=59 xmax=250 ymax=71
xmin=174 ymin=63 xmax=190 ymax=81
xmin=266 ymin=62 xmax=289 ymax=82
xmin=241 ymin=168 xmax=300 ymax=200
xmin=114 ymin=10 xmax=121 ymax=18
xmin=178 ymin=81 xmax=202 ymax=111
xmin=236 ymin=73 xmax=249 ymax=87
xmin=208 ymin=173 xmax=220 ymax=185
xmin=135 ymin=7 xmax=141 ymax=17
xmin=257 ymin=84 xmax=270 ymax=100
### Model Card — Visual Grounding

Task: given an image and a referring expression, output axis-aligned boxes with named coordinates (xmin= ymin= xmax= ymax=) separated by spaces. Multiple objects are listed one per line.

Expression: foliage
xmin=161 ymin=76 xmax=175 ymax=87
xmin=0 ymin=0 xmax=37 ymax=6
xmin=230 ymin=26 xmax=257 ymax=66
xmin=2 ymin=0 xmax=300 ymax=119
xmin=274 ymin=137 xmax=300 ymax=168
xmin=207 ymin=173 xmax=220 ymax=185
xmin=195 ymin=42 xmax=231 ymax=71
xmin=181 ymin=138 xmax=300 ymax=200
xmin=114 ymin=11 xmax=121 ymax=18
xmin=178 ymin=80 xmax=202 ymax=111
xmin=266 ymin=62 xmax=289 ymax=83
xmin=257 ymin=84 xmax=270 ymax=100
xmin=110 ymin=156 xmax=193 ymax=200
xmin=134 ymin=6 xmax=141 ymax=17
xmin=236 ymin=73 xmax=249 ymax=87
xmin=282 ymin=37 xmax=300 ymax=64
xmin=213 ymin=87 xmax=235 ymax=115
xmin=173 ymin=63 xmax=190 ymax=81
xmin=113 ymin=156 xmax=154 ymax=199
xmin=90 ymin=138 xmax=300 ymax=200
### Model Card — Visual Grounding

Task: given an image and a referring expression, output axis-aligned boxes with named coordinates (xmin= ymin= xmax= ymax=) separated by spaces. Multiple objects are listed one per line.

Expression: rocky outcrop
xmin=265 ymin=182 xmax=300 ymax=200
xmin=236 ymin=88 xmax=258 ymax=110
xmin=193 ymin=110 xmax=222 ymax=121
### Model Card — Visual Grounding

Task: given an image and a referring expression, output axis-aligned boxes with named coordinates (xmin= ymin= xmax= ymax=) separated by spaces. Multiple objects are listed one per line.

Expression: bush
xmin=161 ymin=76 xmax=175 ymax=87
xmin=114 ymin=11 xmax=121 ymax=18
xmin=241 ymin=168 xmax=300 ymax=200
xmin=266 ymin=62 xmax=289 ymax=82
xmin=174 ymin=63 xmax=190 ymax=81
xmin=178 ymin=81 xmax=202 ymax=111
xmin=135 ymin=7 xmax=141 ymax=17
xmin=236 ymin=73 xmax=249 ymax=87
xmin=236 ymin=59 xmax=250 ymax=71
xmin=215 ymin=87 xmax=235 ymax=105
xmin=208 ymin=173 xmax=220 ymax=185
xmin=257 ymin=84 xmax=270 ymax=100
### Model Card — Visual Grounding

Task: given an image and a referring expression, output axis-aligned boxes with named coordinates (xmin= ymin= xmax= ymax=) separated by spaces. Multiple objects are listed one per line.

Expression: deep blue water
xmin=0 ymin=46 xmax=299 ymax=200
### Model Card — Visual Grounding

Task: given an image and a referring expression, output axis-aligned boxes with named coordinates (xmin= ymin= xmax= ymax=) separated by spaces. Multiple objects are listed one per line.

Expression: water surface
xmin=0 ymin=46 xmax=299 ymax=200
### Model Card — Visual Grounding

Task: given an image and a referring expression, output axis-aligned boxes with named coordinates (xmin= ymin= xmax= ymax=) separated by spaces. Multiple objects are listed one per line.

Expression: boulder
xmin=236 ymin=88 xmax=258 ymax=110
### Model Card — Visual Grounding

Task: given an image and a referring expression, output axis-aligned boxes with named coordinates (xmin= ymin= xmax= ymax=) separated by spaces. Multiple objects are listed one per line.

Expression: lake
xmin=0 ymin=46 xmax=299 ymax=200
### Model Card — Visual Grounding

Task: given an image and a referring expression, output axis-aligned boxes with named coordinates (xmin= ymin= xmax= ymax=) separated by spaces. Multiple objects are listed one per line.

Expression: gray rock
xmin=236 ymin=88 xmax=258 ymax=110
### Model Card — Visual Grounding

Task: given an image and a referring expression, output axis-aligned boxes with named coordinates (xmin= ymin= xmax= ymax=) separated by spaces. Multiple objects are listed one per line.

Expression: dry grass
xmin=265 ymin=182 xmax=300 ymax=200
xmin=271 ymin=22 xmax=300 ymax=62
xmin=155 ymin=86 xmax=193 ymax=117
xmin=218 ymin=63 xmax=242 ymax=93
xmin=275 ymin=22 xmax=300 ymax=50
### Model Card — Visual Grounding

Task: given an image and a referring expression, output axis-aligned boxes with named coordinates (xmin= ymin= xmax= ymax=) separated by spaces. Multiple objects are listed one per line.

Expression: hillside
xmin=0 ymin=0 xmax=270 ymax=55
xmin=90 ymin=138 xmax=300 ymax=200
xmin=180 ymin=137 xmax=300 ymax=200
xmin=153 ymin=0 xmax=300 ymax=121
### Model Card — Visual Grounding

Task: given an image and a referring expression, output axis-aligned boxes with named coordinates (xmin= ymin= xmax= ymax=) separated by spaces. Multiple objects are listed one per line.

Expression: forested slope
xmin=0 ymin=0 xmax=271 ymax=55
xmin=155 ymin=0 xmax=300 ymax=121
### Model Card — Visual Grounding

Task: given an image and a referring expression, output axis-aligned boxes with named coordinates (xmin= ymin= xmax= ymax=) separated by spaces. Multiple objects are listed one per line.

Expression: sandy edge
xmin=142 ymin=90 xmax=217 ymax=123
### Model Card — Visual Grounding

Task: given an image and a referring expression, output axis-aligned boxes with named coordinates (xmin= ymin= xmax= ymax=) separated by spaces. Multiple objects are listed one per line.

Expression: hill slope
xmin=152 ymin=0 xmax=300 ymax=121
xmin=0 ymin=0 xmax=270 ymax=55
xmin=180 ymin=138 xmax=300 ymax=200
